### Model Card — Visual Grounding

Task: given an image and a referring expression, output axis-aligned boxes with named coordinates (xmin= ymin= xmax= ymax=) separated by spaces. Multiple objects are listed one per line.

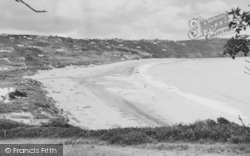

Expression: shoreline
xmin=27 ymin=58 xmax=249 ymax=129
xmin=144 ymin=58 xmax=250 ymax=125
xmin=139 ymin=60 xmax=249 ymax=121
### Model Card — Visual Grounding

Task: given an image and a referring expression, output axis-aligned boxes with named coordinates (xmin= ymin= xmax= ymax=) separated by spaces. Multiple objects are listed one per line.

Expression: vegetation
xmin=223 ymin=6 xmax=250 ymax=75
xmin=1 ymin=117 xmax=249 ymax=145
xmin=41 ymin=118 xmax=73 ymax=128
xmin=9 ymin=89 xmax=28 ymax=99
xmin=224 ymin=7 xmax=250 ymax=59
xmin=223 ymin=38 xmax=249 ymax=59
xmin=0 ymin=119 xmax=28 ymax=130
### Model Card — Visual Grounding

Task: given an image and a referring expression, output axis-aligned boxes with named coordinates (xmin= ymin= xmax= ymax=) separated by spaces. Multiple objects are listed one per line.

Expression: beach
xmin=28 ymin=58 xmax=250 ymax=129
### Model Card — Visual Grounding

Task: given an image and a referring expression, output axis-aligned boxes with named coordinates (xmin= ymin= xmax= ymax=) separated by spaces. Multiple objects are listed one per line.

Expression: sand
xmin=0 ymin=87 xmax=15 ymax=103
xmin=149 ymin=57 xmax=250 ymax=124
xmin=27 ymin=58 xmax=250 ymax=129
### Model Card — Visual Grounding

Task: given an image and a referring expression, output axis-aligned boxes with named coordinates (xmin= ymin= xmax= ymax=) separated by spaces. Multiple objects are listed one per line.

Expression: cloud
xmin=0 ymin=0 xmax=248 ymax=40
xmin=0 ymin=0 xmax=77 ymax=34
xmin=195 ymin=1 xmax=229 ymax=14
xmin=53 ymin=0 xmax=233 ymax=39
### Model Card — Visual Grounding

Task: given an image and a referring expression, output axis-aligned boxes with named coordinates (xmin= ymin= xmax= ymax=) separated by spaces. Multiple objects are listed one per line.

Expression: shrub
xmin=0 ymin=119 xmax=28 ymax=130
xmin=217 ymin=117 xmax=230 ymax=125
xmin=121 ymin=131 xmax=156 ymax=145
xmin=9 ymin=127 xmax=59 ymax=138
xmin=9 ymin=90 xmax=28 ymax=99
xmin=1 ymin=117 xmax=249 ymax=144
xmin=205 ymin=119 xmax=217 ymax=127
xmin=53 ymin=127 xmax=84 ymax=138
xmin=41 ymin=118 xmax=73 ymax=128
xmin=4 ymin=127 xmax=28 ymax=138
xmin=107 ymin=131 xmax=156 ymax=145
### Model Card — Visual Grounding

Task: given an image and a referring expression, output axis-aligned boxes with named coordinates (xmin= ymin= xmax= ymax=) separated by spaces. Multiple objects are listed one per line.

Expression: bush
xmin=41 ymin=118 xmax=73 ymax=128
xmin=9 ymin=90 xmax=27 ymax=99
xmin=53 ymin=127 xmax=84 ymax=137
xmin=9 ymin=127 xmax=59 ymax=138
xmin=106 ymin=131 xmax=156 ymax=145
xmin=0 ymin=119 xmax=28 ymax=130
xmin=122 ymin=131 xmax=156 ymax=145
xmin=6 ymin=127 xmax=85 ymax=138
xmin=1 ymin=117 xmax=250 ymax=144
xmin=205 ymin=119 xmax=217 ymax=127
xmin=217 ymin=117 xmax=230 ymax=125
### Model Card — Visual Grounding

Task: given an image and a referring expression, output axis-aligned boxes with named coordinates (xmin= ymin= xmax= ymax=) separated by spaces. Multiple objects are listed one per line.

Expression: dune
xmin=28 ymin=58 xmax=250 ymax=129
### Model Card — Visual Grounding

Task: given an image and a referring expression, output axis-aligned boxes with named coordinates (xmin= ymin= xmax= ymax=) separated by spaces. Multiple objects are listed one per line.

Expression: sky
xmin=0 ymin=0 xmax=250 ymax=40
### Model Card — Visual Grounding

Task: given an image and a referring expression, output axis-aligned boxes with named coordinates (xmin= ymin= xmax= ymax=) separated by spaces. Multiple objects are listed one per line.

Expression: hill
xmin=0 ymin=35 xmax=228 ymax=69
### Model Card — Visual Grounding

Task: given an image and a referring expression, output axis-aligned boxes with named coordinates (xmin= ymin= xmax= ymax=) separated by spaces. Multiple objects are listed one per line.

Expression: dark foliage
xmin=41 ymin=118 xmax=73 ymax=128
xmin=0 ymin=119 xmax=28 ymax=130
xmin=224 ymin=7 xmax=250 ymax=59
xmin=223 ymin=37 xmax=249 ymax=59
xmin=228 ymin=8 xmax=250 ymax=34
xmin=98 ymin=120 xmax=250 ymax=144
xmin=1 ymin=118 xmax=250 ymax=145
xmin=110 ymin=131 xmax=156 ymax=145
xmin=217 ymin=117 xmax=231 ymax=125
xmin=9 ymin=90 xmax=28 ymax=99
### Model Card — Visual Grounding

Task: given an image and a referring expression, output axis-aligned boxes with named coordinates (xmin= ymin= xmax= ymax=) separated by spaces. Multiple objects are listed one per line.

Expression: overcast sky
xmin=0 ymin=0 xmax=249 ymax=40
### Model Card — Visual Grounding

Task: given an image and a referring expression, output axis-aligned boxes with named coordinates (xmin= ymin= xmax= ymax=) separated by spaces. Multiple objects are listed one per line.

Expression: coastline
xmin=27 ymin=58 xmax=250 ymax=129
xmin=144 ymin=58 xmax=250 ymax=125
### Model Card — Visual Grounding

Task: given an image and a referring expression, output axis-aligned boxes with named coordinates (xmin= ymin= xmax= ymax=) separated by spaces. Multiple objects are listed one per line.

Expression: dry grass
xmin=1 ymin=138 xmax=249 ymax=156
xmin=63 ymin=141 xmax=250 ymax=156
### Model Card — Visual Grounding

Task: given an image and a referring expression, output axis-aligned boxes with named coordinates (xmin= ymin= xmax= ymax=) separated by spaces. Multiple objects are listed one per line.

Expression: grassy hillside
xmin=0 ymin=35 xmax=228 ymax=69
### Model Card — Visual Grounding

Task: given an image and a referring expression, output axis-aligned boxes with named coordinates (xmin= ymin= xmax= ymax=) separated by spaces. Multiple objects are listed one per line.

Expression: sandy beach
xmin=28 ymin=58 xmax=250 ymax=129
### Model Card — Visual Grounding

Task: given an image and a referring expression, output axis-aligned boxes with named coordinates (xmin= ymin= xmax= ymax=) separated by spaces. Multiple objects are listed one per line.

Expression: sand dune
xmin=28 ymin=58 xmax=250 ymax=129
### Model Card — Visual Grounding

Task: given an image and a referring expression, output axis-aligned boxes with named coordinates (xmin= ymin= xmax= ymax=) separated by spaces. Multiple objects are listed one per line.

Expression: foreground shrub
xmin=106 ymin=131 xmax=156 ymax=145
xmin=1 ymin=117 xmax=250 ymax=144
xmin=41 ymin=118 xmax=73 ymax=128
xmin=9 ymin=90 xmax=28 ymax=99
xmin=8 ymin=127 xmax=58 ymax=138
xmin=205 ymin=119 xmax=217 ymax=127
xmin=53 ymin=127 xmax=84 ymax=137
xmin=6 ymin=127 xmax=84 ymax=138
xmin=0 ymin=119 xmax=28 ymax=130
xmin=217 ymin=117 xmax=230 ymax=125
